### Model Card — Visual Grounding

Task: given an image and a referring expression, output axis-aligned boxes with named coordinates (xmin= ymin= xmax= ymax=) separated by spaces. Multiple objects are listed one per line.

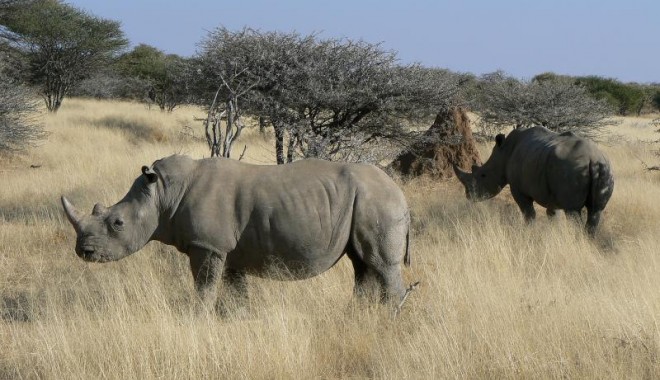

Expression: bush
xmin=0 ymin=72 xmax=46 ymax=153
xmin=652 ymin=90 xmax=660 ymax=112
xmin=575 ymin=76 xmax=646 ymax=116
xmin=71 ymin=70 xmax=153 ymax=101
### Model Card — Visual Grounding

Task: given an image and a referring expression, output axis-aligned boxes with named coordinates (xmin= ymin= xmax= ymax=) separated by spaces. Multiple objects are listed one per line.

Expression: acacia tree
xmin=0 ymin=0 xmax=127 ymax=112
xmin=195 ymin=28 xmax=273 ymax=158
xmin=475 ymin=71 xmax=613 ymax=139
xmin=116 ymin=44 xmax=193 ymax=111
xmin=197 ymin=28 xmax=460 ymax=163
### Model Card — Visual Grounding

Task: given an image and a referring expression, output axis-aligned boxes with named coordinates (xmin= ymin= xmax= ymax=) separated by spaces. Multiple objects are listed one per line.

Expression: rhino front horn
xmin=452 ymin=164 xmax=471 ymax=184
xmin=61 ymin=196 xmax=83 ymax=232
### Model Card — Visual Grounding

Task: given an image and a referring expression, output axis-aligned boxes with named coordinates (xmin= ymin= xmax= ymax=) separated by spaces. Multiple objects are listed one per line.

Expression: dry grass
xmin=1 ymin=98 xmax=660 ymax=379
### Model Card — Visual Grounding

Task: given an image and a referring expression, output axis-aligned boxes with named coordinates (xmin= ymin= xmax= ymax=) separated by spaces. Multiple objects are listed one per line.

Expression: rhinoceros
xmin=61 ymin=155 xmax=411 ymax=308
xmin=453 ymin=126 xmax=614 ymax=236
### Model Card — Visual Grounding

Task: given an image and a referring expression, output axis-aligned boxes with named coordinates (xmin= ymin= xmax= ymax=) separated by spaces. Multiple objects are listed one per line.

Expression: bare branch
xmin=237 ymin=145 xmax=247 ymax=161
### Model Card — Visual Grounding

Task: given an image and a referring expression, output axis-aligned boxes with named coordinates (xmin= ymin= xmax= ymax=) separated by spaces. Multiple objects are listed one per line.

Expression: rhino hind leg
xmin=376 ymin=265 xmax=406 ymax=303
xmin=347 ymin=229 xmax=407 ymax=304
xmin=346 ymin=247 xmax=383 ymax=300
xmin=585 ymin=209 xmax=601 ymax=237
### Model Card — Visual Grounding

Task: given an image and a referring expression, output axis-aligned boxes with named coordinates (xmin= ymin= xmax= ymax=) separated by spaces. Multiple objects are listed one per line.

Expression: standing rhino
xmin=453 ymin=126 xmax=614 ymax=236
xmin=61 ymin=155 xmax=411 ymax=309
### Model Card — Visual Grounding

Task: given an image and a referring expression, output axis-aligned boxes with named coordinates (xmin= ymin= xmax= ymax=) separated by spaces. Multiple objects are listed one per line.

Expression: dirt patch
xmin=390 ymin=107 xmax=482 ymax=179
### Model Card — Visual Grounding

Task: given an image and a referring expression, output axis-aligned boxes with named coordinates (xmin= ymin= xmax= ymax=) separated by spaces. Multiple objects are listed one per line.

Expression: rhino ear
xmin=141 ymin=166 xmax=158 ymax=183
xmin=495 ymin=134 xmax=505 ymax=147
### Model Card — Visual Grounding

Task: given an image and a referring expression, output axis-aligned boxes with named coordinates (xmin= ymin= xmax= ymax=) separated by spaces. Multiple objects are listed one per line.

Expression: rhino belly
xmin=221 ymin=184 xmax=354 ymax=279
xmin=545 ymin=171 xmax=590 ymax=210
xmin=226 ymin=244 xmax=345 ymax=280
xmin=227 ymin=220 xmax=351 ymax=279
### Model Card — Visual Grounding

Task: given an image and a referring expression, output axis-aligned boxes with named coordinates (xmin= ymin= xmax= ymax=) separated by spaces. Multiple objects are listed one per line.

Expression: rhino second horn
xmin=61 ymin=196 xmax=83 ymax=231
xmin=92 ymin=203 xmax=107 ymax=216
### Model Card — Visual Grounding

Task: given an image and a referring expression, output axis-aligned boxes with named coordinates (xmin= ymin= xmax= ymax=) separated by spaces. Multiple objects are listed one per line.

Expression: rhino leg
xmin=565 ymin=210 xmax=583 ymax=225
xmin=377 ymin=265 xmax=406 ymax=303
xmin=586 ymin=209 xmax=601 ymax=237
xmin=222 ymin=267 xmax=248 ymax=300
xmin=219 ymin=267 xmax=249 ymax=314
xmin=349 ymin=230 xmax=406 ymax=304
xmin=511 ymin=190 xmax=536 ymax=222
xmin=188 ymin=249 xmax=225 ymax=312
xmin=346 ymin=248 xmax=380 ymax=300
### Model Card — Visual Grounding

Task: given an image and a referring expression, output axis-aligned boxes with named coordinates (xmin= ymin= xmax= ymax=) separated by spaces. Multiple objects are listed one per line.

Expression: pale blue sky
xmin=67 ymin=0 xmax=658 ymax=83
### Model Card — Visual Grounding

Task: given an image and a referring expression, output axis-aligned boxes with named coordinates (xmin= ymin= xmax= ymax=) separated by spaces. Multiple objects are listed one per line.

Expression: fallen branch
xmin=638 ymin=157 xmax=660 ymax=171
xmin=393 ymin=281 xmax=420 ymax=318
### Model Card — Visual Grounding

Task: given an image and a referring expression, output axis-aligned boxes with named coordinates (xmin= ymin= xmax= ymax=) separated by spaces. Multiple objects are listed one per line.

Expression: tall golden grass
xmin=1 ymin=98 xmax=659 ymax=379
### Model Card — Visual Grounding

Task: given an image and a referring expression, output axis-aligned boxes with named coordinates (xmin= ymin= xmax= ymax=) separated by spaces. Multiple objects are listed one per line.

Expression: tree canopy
xmin=475 ymin=71 xmax=613 ymax=139
xmin=0 ymin=0 xmax=127 ymax=112
xmin=196 ymin=27 xmax=460 ymax=163
xmin=116 ymin=44 xmax=193 ymax=111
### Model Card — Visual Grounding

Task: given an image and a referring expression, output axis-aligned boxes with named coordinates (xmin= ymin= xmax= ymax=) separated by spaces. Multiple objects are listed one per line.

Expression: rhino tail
xmin=588 ymin=161 xmax=614 ymax=212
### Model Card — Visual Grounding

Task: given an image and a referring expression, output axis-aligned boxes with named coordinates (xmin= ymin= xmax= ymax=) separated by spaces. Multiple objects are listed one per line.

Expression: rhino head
xmin=61 ymin=166 xmax=161 ymax=263
xmin=453 ymin=133 xmax=508 ymax=201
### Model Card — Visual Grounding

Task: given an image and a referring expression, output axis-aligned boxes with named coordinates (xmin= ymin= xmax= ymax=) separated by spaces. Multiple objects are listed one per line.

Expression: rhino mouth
xmin=465 ymin=183 xmax=502 ymax=202
xmin=467 ymin=191 xmax=494 ymax=202
xmin=75 ymin=243 xmax=115 ymax=263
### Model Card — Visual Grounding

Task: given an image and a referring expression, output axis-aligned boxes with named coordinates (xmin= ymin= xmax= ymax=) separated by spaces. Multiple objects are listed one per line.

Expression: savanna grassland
xmin=1 ymin=98 xmax=660 ymax=379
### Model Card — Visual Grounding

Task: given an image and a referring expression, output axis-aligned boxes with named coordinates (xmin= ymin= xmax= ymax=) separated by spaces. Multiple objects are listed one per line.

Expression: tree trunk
xmin=286 ymin=131 xmax=295 ymax=163
xmin=274 ymin=124 xmax=285 ymax=165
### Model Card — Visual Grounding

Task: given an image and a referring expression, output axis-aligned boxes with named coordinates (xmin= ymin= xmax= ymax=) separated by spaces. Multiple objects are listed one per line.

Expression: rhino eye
xmin=112 ymin=218 xmax=125 ymax=231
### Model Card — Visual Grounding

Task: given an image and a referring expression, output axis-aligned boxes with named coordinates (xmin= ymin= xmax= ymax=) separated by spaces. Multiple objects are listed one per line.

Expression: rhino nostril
xmin=82 ymin=248 xmax=95 ymax=256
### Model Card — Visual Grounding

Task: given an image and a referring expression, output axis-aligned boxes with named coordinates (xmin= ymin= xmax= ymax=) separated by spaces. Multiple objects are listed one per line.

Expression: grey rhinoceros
xmin=453 ymin=126 xmax=614 ymax=236
xmin=61 ymin=155 xmax=411 ymax=309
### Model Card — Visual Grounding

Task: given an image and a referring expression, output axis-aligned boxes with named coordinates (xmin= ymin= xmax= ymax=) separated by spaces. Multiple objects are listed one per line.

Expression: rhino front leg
xmin=218 ymin=267 xmax=249 ymax=315
xmin=511 ymin=190 xmax=536 ymax=223
xmin=565 ymin=210 xmax=583 ymax=226
xmin=188 ymin=248 xmax=225 ymax=312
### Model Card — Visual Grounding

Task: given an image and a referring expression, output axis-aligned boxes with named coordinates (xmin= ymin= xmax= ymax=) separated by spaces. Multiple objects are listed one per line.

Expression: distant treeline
xmin=67 ymin=48 xmax=660 ymax=118
xmin=534 ymin=72 xmax=660 ymax=116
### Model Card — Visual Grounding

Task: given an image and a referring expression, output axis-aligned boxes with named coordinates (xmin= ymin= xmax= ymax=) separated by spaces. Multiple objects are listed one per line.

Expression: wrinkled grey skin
xmin=454 ymin=126 xmax=614 ymax=236
xmin=62 ymin=155 xmax=411 ymax=309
